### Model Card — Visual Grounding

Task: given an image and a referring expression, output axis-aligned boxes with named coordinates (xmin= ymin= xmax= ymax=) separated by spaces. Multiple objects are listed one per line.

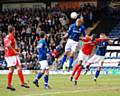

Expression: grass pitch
xmin=0 ymin=74 xmax=120 ymax=96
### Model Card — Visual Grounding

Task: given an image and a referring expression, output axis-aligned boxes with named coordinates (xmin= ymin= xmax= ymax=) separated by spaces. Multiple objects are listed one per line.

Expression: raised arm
xmin=63 ymin=24 xmax=73 ymax=39
xmin=81 ymin=25 xmax=86 ymax=37
xmin=80 ymin=36 xmax=90 ymax=42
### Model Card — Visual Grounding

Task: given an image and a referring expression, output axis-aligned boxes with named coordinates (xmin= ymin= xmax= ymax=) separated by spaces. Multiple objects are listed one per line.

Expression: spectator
xmin=0 ymin=4 xmax=98 ymax=69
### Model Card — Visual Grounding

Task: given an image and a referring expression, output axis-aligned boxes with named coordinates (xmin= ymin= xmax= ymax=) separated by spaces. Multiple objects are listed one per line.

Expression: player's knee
xmin=45 ymin=69 xmax=49 ymax=75
xmin=64 ymin=51 xmax=69 ymax=55
xmin=41 ymin=70 xmax=45 ymax=74
xmin=77 ymin=64 xmax=82 ymax=69
xmin=70 ymin=52 xmax=75 ymax=57
xmin=86 ymin=64 xmax=90 ymax=68
xmin=8 ymin=67 xmax=14 ymax=73
xmin=16 ymin=65 xmax=22 ymax=70
xmin=78 ymin=61 xmax=82 ymax=66
xmin=97 ymin=67 xmax=101 ymax=71
xmin=9 ymin=66 xmax=14 ymax=72
xmin=80 ymin=65 xmax=84 ymax=69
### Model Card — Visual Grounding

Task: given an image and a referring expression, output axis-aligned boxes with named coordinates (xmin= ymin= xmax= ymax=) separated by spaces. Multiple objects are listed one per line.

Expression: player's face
xmin=100 ymin=34 xmax=106 ymax=38
xmin=91 ymin=34 xmax=96 ymax=41
xmin=76 ymin=19 xmax=81 ymax=27
xmin=44 ymin=34 xmax=47 ymax=39
xmin=12 ymin=27 xmax=15 ymax=36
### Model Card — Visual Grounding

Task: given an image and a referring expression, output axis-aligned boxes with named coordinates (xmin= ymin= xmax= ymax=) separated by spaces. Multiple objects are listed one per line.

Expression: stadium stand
xmin=90 ymin=16 xmax=119 ymax=36
xmin=109 ymin=22 xmax=120 ymax=38
xmin=0 ymin=1 xmax=120 ymax=70
xmin=0 ymin=3 xmax=99 ymax=70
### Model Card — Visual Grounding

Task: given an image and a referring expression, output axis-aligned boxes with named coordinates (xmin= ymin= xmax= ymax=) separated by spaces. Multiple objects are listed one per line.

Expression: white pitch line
xmin=23 ymin=87 xmax=120 ymax=96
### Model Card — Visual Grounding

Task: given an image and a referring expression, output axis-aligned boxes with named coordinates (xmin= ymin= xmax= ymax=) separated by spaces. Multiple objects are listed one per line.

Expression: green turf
xmin=0 ymin=74 xmax=120 ymax=96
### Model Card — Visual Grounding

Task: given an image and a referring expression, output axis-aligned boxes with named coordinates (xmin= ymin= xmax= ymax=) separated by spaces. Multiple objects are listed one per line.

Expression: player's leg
xmin=17 ymin=65 xmax=30 ymax=88
xmin=94 ymin=66 xmax=101 ymax=82
xmin=16 ymin=56 xmax=29 ymax=88
xmin=5 ymin=56 xmax=16 ymax=91
xmin=33 ymin=69 xmax=45 ymax=87
xmin=44 ymin=69 xmax=50 ymax=89
xmin=70 ymin=50 xmax=84 ymax=81
xmin=85 ymin=55 xmax=97 ymax=75
xmin=73 ymin=62 xmax=83 ymax=85
xmin=70 ymin=63 xmax=80 ymax=81
xmin=60 ymin=39 xmax=72 ymax=68
xmin=37 ymin=60 xmax=50 ymax=89
xmin=84 ymin=62 xmax=91 ymax=75
xmin=60 ymin=51 xmax=68 ymax=68
xmin=68 ymin=41 xmax=78 ymax=71
xmin=73 ymin=51 xmax=90 ymax=85
xmin=33 ymin=61 xmax=45 ymax=87
xmin=68 ymin=52 xmax=74 ymax=71
xmin=7 ymin=66 xmax=16 ymax=91
xmin=94 ymin=57 xmax=104 ymax=81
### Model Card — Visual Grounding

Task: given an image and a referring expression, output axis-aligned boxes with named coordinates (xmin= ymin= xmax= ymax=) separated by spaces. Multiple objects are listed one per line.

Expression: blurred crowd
xmin=0 ymin=3 xmax=99 ymax=70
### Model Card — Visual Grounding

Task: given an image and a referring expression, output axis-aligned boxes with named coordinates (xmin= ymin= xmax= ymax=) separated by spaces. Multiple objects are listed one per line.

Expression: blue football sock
xmin=61 ymin=55 xmax=67 ymax=67
xmin=94 ymin=70 xmax=100 ymax=79
xmin=69 ymin=56 xmax=73 ymax=69
xmin=44 ymin=75 xmax=49 ymax=87
xmin=35 ymin=72 xmax=43 ymax=81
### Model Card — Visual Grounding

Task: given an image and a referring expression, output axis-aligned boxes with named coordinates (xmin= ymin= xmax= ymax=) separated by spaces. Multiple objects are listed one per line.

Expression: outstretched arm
xmin=80 ymin=36 xmax=90 ymax=42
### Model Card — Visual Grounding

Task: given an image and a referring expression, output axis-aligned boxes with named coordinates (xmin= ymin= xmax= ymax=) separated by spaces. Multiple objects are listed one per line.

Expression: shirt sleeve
xmin=81 ymin=26 xmax=86 ymax=37
xmin=68 ymin=24 xmax=73 ymax=36
xmin=4 ymin=38 xmax=12 ymax=47
xmin=37 ymin=43 xmax=43 ymax=48
xmin=106 ymin=41 xmax=110 ymax=46
xmin=80 ymin=37 xmax=90 ymax=42
xmin=96 ymin=38 xmax=103 ymax=43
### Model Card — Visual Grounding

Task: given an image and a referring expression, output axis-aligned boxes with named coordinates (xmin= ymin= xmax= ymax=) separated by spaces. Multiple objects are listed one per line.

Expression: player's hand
xmin=62 ymin=36 xmax=67 ymax=39
xmin=62 ymin=33 xmax=68 ymax=39
xmin=16 ymin=52 xmax=22 ymax=55
xmin=16 ymin=52 xmax=20 ymax=55
xmin=79 ymin=37 xmax=83 ymax=40
xmin=16 ymin=48 xmax=20 ymax=52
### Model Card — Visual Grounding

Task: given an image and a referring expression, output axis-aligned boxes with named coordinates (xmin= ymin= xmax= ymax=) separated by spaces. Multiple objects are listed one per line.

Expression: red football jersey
xmin=4 ymin=33 xmax=17 ymax=57
xmin=81 ymin=37 xmax=103 ymax=55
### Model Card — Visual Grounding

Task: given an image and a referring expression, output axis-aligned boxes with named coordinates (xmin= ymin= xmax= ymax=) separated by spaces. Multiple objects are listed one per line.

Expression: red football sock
xmin=8 ymin=71 xmax=13 ymax=87
xmin=17 ymin=69 xmax=24 ymax=85
xmin=75 ymin=67 xmax=82 ymax=81
xmin=72 ymin=64 xmax=80 ymax=77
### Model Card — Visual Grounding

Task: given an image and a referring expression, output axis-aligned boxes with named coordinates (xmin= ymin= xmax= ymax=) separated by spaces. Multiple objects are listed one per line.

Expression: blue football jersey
xmin=68 ymin=23 xmax=86 ymax=42
xmin=37 ymin=39 xmax=47 ymax=61
xmin=96 ymin=41 xmax=109 ymax=56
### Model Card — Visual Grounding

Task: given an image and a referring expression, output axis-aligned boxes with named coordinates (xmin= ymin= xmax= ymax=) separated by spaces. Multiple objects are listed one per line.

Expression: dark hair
xmin=39 ymin=31 xmax=45 ymax=38
xmin=100 ymin=33 xmax=106 ymax=35
xmin=8 ymin=25 xmax=15 ymax=33
xmin=91 ymin=34 xmax=96 ymax=41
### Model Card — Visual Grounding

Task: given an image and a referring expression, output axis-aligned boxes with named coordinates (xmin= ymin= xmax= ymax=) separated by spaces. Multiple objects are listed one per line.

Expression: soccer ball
xmin=70 ymin=12 xmax=78 ymax=19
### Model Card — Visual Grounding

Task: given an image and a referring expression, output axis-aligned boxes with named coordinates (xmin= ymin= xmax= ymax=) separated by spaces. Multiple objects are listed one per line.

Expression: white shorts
xmin=5 ymin=56 xmax=21 ymax=67
xmin=39 ymin=60 xmax=49 ymax=70
xmin=65 ymin=39 xmax=79 ymax=52
xmin=78 ymin=50 xmax=90 ymax=65
xmin=88 ymin=54 xmax=104 ymax=66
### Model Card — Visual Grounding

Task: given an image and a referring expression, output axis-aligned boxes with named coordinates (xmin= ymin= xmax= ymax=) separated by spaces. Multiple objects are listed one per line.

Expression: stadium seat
xmin=111 ymin=52 xmax=117 ymax=58
xmin=105 ymin=52 xmax=111 ymax=58
xmin=118 ymin=53 xmax=120 ymax=58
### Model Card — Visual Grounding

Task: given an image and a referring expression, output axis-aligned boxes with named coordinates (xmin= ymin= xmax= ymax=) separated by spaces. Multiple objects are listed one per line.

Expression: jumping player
xmin=60 ymin=18 xmax=86 ymax=71
xmin=4 ymin=25 xmax=29 ymax=91
xmin=70 ymin=34 xmax=108 ymax=85
xmin=33 ymin=31 xmax=50 ymax=89
xmin=85 ymin=33 xmax=113 ymax=82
